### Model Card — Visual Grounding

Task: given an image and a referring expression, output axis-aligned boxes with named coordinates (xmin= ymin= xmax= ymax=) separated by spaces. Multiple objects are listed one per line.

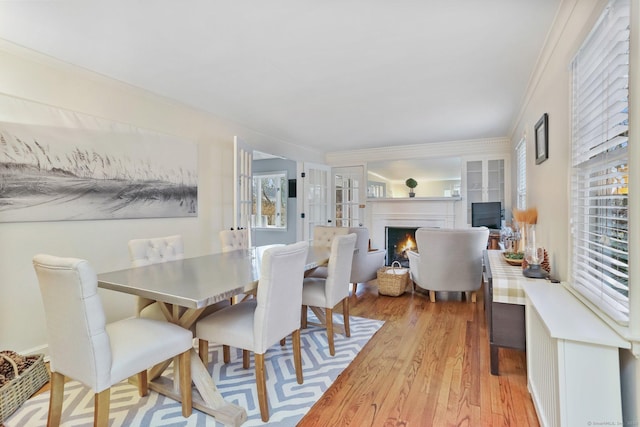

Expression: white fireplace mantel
xmin=366 ymin=197 xmax=462 ymax=250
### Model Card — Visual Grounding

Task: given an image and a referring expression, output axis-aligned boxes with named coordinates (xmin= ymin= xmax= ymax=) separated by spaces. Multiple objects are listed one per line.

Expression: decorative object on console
xmin=518 ymin=208 xmax=549 ymax=278
xmin=405 ymin=178 xmax=418 ymax=197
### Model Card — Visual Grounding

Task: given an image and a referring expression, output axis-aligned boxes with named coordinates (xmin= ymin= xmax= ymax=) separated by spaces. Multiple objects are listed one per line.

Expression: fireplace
xmin=385 ymin=226 xmax=418 ymax=267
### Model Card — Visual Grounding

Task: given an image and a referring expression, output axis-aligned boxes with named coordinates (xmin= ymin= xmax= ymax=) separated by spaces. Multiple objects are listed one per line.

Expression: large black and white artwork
xmin=0 ymin=101 xmax=197 ymax=222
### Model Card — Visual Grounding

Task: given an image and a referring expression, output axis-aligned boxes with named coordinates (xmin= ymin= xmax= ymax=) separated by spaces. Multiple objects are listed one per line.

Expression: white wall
xmin=0 ymin=40 xmax=321 ymax=355
xmin=508 ymin=0 xmax=638 ymax=422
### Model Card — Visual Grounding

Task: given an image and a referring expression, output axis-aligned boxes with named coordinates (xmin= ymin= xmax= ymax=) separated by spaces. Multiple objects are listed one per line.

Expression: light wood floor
xmin=298 ymin=281 xmax=540 ymax=427
xmin=33 ymin=281 xmax=539 ymax=426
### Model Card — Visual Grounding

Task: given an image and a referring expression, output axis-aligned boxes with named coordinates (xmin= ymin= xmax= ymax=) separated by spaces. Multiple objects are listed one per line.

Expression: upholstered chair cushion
xmin=219 ymin=229 xmax=249 ymax=253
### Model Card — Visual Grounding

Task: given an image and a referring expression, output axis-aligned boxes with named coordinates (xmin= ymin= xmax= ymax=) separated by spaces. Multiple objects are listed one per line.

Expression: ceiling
xmin=0 ymin=1 xmax=560 ymax=154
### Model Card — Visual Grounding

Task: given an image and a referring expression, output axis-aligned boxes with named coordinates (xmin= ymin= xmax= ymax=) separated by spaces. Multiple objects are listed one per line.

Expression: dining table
xmin=97 ymin=243 xmax=330 ymax=427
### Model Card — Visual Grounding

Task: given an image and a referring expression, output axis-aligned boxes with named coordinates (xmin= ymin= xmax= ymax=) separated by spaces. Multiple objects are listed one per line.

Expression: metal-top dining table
xmin=97 ymin=244 xmax=330 ymax=427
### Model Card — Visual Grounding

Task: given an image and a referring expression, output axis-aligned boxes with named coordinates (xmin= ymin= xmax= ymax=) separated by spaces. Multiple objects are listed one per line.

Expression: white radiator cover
xmin=524 ymin=283 xmax=629 ymax=427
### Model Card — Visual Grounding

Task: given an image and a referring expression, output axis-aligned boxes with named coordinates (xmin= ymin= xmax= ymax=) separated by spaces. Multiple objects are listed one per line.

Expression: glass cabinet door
xmin=465 ymin=158 xmax=505 ymax=225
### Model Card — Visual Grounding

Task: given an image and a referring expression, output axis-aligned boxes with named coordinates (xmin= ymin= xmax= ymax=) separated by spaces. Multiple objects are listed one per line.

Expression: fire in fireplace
xmin=385 ymin=226 xmax=418 ymax=267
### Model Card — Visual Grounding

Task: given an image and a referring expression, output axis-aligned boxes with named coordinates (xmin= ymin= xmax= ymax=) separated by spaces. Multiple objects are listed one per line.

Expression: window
xmin=252 ymin=172 xmax=287 ymax=229
xmin=570 ymin=0 xmax=630 ymax=324
xmin=515 ymin=137 xmax=527 ymax=210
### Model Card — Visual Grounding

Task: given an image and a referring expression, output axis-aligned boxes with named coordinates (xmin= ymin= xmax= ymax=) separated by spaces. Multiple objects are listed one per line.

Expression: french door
xmin=233 ymin=136 xmax=253 ymax=235
xmin=299 ymin=162 xmax=332 ymax=242
xmin=333 ymin=166 xmax=365 ymax=228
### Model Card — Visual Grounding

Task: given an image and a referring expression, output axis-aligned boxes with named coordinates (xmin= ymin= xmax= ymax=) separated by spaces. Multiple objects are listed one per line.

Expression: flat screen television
xmin=471 ymin=202 xmax=502 ymax=230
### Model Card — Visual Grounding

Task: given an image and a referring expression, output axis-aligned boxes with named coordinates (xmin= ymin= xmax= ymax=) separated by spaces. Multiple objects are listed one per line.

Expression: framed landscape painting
xmin=0 ymin=117 xmax=197 ymax=223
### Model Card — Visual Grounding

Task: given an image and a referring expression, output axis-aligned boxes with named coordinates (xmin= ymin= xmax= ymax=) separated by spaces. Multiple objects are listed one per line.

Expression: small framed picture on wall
xmin=535 ymin=113 xmax=549 ymax=164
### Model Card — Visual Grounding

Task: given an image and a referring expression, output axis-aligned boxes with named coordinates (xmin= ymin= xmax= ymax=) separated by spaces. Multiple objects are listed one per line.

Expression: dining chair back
xmin=302 ymin=233 xmax=357 ymax=356
xmin=32 ymin=254 xmax=193 ymax=426
xmin=196 ymin=241 xmax=309 ymax=422
xmin=219 ymin=229 xmax=249 ymax=253
xmin=128 ymin=235 xmax=184 ymax=317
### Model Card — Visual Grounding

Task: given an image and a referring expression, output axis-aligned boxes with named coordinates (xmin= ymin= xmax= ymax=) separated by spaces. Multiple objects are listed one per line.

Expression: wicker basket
xmin=0 ymin=352 xmax=49 ymax=423
xmin=377 ymin=261 xmax=409 ymax=297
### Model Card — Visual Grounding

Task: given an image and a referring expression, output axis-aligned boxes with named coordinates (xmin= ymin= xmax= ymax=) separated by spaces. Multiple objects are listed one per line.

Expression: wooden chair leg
xmin=351 ymin=282 xmax=357 ymax=295
xmin=471 ymin=291 xmax=477 ymax=303
xmin=301 ymin=305 xmax=308 ymax=329
xmin=198 ymin=339 xmax=209 ymax=365
xmin=48 ymin=371 xmax=65 ymax=427
xmin=429 ymin=290 xmax=436 ymax=303
xmin=137 ymin=370 xmax=148 ymax=396
xmin=280 ymin=337 xmax=286 ymax=346
xmin=326 ymin=307 xmax=335 ymax=356
xmin=292 ymin=329 xmax=303 ymax=384
xmin=243 ymin=349 xmax=250 ymax=369
xmin=94 ymin=388 xmax=111 ymax=427
xmin=223 ymin=345 xmax=231 ymax=363
xmin=255 ymin=353 xmax=269 ymax=422
xmin=342 ymin=298 xmax=351 ymax=338
xmin=179 ymin=349 xmax=192 ymax=418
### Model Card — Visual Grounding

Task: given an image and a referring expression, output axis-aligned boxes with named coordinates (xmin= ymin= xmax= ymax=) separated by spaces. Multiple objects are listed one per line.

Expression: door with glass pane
xmin=233 ymin=136 xmax=253 ymax=233
xmin=333 ymin=166 xmax=364 ymax=228
xmin=300 ymin=162 xmax=332 ymax=242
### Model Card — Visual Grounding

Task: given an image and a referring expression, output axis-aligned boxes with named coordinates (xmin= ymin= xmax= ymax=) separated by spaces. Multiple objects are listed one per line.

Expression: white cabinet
xmin=464 ymin=157 xmax=506 ymax=225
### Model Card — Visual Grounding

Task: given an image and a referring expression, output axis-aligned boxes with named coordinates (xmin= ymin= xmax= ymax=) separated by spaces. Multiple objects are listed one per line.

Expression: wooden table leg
xmin=148 ymin=349 xmax=247 ymax=426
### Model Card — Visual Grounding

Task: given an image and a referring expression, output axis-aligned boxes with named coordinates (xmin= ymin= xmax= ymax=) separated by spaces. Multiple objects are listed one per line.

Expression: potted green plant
xmin=405 ymin=178 xmax=418 ymax=197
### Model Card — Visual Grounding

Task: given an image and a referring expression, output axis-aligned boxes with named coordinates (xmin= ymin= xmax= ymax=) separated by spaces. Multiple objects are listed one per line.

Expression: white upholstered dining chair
xmin=128 ymin=234 xmax=185 ymax=320
xmin=306 ymin=225 xmax=349 ymax=279
xmin=408 ymin=227 xmax=489 ymax=302
xmin=301 ymin=233 xmax=357 ymax=356
xmin=32 ymin=254 xmax=193 ymax=426
xmin=195 ymin=241 xmax=309 ymax=422
xmin=219 ymin=228 xmax=249 ymax=253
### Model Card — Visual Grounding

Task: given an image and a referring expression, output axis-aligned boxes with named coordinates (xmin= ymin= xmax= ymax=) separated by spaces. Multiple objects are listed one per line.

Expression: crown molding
xmin=325 ymin=137 xmax=510 ymax=166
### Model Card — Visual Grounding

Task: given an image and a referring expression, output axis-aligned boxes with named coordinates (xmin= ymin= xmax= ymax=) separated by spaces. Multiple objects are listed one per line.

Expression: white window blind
xmin=571 ymin=0 xmax=630 ymax=324
xmin=515 ymin=137 xmax=527 ymax=210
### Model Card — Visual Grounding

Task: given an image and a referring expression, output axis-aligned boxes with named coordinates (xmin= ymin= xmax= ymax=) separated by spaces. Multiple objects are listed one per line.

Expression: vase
xmin=409 ymin=190 xmax=415 ymax=198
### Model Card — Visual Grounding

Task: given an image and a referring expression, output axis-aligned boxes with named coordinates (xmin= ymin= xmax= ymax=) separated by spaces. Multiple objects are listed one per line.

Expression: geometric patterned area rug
xmin=5 ymin=315 xmax=383 ymax=427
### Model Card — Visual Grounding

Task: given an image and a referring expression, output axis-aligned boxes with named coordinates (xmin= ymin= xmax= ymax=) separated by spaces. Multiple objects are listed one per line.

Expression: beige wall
xmin=508 ymin=0 xmax=638 ymax=422
xmin=0 ymin=40 xmax=321 ymax=355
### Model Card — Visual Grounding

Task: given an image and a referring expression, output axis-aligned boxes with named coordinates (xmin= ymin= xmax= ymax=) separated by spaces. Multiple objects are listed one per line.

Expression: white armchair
xmin=32 ymin=254 xmax=193 ymax=426
xmin=408 ymin=227 xmax=489 ymax=302
xmin=348 ymin=227 xmax=385 ymax=294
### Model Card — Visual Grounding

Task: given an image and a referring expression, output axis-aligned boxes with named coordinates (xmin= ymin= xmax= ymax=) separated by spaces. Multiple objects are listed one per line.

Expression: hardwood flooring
xmin=298 ymin=281 xmax=540 ymax=427
xmin=32 ymin=280 xmax=539 ymax=426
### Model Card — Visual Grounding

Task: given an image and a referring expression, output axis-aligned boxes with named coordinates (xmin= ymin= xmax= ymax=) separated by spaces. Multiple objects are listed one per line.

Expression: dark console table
xmin=483 ymin=250 xmax=532 ymax=375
